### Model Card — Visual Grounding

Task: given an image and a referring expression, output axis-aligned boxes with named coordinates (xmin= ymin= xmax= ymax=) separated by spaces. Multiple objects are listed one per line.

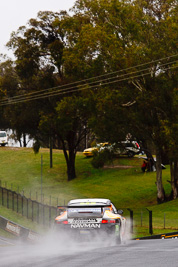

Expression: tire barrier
xmin=0 ymin=215 xmax=40 ymax=242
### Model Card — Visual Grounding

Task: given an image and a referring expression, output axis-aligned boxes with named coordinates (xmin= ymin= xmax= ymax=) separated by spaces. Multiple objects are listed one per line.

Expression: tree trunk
xmin=23 ymin=133 xmax=27 ymax=147
xmin=19 ymin=138 xmax=22 ymax=147
xmin=61 ymin=139 xmax=76 ymax=181
xmin=161 ymin=148 xmax=169 ymax=165
xmin=155 ymin=147 xmax=165 ymax=203
xmin=170 ymin=160 xmax=178 ymax=199
xmin=67 ymin=153 xmax=76 ymax=181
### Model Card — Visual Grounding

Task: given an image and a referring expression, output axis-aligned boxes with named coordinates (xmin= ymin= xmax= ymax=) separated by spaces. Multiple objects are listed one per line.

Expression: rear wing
xmin=59 ymin=205 xmax=113 ymax=218
xmin=57 ymin=205 xmax=113 ymax=215
xmin=57 ymin=204 xmax=112 ymax=209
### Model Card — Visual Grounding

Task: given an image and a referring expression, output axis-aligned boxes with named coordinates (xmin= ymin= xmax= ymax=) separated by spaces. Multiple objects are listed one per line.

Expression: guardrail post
xmin=7 ymin=190 xmax=9 ymax=208
xmin=146 ymin=208 xmax=153 ymax=235
xmin=17 ymin=194 xmax=19 ymax=213
xmin=127 ymin=208 xmax=133 ymax=234
xmin=22 ymin=196 xmax=23 ymax=216
xmin=27 ymin=199 xmax=29 ymax=219
xmin=1 ymin=187 xmax=3 ymax=205
xmin=12 ymin=192 xmax=14 ymax=211
xmin=32 ymin=201 xmax=34 ymax=221
xmin=37 ymin=202 xmax=39 ymax=223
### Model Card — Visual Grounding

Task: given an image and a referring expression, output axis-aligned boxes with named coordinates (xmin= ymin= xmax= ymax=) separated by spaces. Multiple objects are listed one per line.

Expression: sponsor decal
xmin=69 ymin=218 xmax=102 ymax=224
xmin=6 ymin=221 xmax=21 ymax=236
xmin=71 ymin=223 xmax=101 ymax=229
xmin=68 ymin=208 xmax=101 ymax=213
xmin=80 ymin=202 xmax=96 ymax=205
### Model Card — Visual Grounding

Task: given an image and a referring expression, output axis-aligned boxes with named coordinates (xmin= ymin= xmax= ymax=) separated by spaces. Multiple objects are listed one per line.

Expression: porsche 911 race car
xmin=54 ymin=198 xmax=126 ymax=244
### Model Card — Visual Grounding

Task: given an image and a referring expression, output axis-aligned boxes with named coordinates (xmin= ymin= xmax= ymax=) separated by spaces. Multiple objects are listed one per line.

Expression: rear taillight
xmin=56 ymin=220 xmax=68 ymax=224
xmin=109 ymin=219 xmax=116 ymax=223
xmin=102 ymin=219 xmax=116 ymax=224
xmin=102 ymin=219 xmax=108 ymax=224
xmin=62 ymin=220 xmax=68 ymax=224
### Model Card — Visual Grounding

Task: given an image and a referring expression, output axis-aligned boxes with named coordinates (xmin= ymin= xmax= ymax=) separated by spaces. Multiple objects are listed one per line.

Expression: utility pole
xmin=41 ymin=154 xmax=43 ymax=203
xmin=49 ymin=136 xmax=53 ymax=168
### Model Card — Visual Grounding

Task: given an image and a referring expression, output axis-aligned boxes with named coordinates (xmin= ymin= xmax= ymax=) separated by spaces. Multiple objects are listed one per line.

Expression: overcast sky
xmin=0 ymin=0 xmax=75 ymax=58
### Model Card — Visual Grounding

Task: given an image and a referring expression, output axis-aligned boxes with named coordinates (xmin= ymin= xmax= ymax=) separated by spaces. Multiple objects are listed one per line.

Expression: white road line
xmin=0 ymin=237 xmax=15 ymax=246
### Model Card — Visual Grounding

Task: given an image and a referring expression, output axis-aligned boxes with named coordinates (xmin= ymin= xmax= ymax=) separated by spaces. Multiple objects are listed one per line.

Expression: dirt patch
xmin=103 ymin=165 xmax=134 ymax=169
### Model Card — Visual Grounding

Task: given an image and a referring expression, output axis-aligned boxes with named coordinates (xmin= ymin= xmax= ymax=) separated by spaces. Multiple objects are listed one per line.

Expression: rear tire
xmin=114 ymin=224 xmax=121 ymax=245
xmin=115 ymin=234 xmax=121 ymax=244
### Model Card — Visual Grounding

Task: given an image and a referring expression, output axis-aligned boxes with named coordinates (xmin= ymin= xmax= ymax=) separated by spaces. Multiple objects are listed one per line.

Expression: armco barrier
xmin=0 ymin=215 xmax=40 ymax=242
xmin=135 ymin=231 xmax=178 ymax=240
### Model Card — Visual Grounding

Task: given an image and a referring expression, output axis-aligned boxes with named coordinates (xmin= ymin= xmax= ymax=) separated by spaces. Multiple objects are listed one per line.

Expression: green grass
xmin=0 ymin=205 xmax=47 ymax=234
xmin=0 ymin=228 xmax=16 ymax=239
xmin=0 ymin=146 xmax=177 ymax=238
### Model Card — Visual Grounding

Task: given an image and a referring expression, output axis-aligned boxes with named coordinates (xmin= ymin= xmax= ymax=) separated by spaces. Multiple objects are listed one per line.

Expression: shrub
xmin=91 ymin=149 xmax=114 ymax=168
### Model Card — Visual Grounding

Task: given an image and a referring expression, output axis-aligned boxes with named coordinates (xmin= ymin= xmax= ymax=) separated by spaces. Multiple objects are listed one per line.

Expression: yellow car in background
xmin=83 ymin=143 xmax=109 ymax=157
xmin=83 ymin=141 xmax=141 ymax=158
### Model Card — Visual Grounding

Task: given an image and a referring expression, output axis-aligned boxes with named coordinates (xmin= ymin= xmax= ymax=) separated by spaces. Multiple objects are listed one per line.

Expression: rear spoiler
xmin=57 ymin=205 xmax=112 ymax=210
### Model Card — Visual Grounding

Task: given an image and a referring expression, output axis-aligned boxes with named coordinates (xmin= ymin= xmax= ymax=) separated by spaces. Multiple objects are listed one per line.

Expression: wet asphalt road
xmin=0 ymin=236 xmax=178 ymax=267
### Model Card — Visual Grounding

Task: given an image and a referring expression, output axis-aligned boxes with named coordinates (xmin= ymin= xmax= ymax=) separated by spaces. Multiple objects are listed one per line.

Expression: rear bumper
xmin=54 ymin=223 xmax=119 ymax=236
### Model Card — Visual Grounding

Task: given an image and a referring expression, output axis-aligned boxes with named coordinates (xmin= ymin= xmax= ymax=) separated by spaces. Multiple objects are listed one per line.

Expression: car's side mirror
xmin=117 ymin=209 xmax=123 ymax=215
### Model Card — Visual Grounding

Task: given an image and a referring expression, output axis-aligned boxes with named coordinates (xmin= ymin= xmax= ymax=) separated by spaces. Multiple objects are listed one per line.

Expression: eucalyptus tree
xmin=5 ymin=0 xmax=177 ymax=192
xmin=68 ymin=0 xmax=178 ymax=201
xmin=0 ymin=58 xmax=19 ymax=130
xmin=6 ymin=10 xmax=94 ymax=180
xmin=128 ymin=0 xmax=178 ymax=202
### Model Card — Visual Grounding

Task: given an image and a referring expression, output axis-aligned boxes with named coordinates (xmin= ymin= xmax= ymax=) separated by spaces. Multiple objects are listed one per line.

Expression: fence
xmin=0 ymin=180 xmax=63 ymax=207
xmin=126 ymin=208 xmax=178 ymax=236
xmin=0 ymin=186 xmax=58 ymax=227
xmin=1 ymin=184 xmax=178 ymax=236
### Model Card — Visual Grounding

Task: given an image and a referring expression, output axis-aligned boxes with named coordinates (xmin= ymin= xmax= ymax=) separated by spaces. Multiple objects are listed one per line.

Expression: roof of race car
xmin=68 ymin=198 xmax=111 ymax=206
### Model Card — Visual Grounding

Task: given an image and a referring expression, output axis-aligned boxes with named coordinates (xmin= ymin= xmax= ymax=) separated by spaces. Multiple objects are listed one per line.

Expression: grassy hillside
xmin=0 ymin=146 xmax=177 ymax=237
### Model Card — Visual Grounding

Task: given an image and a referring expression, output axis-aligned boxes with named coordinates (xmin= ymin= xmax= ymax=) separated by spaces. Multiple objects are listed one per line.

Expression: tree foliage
xmin=0 ymin=0 xmax=177 ymax=195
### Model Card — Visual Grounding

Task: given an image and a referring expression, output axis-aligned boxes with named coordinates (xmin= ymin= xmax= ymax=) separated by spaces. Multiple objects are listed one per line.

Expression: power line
xmin=0 ymin=64 xmax=177 ymax=105
xmin=2 ymin=59 xmax=178 ymax=103
xmin=0 ymin=60 xmax=175 ymax=106
xmin=0 ymin=58 xmax=177 ymax=106
xmin=1 ymin=54 xmax=177 ymax=102
xmin=0 ymin=64 xmax=177 ymax=106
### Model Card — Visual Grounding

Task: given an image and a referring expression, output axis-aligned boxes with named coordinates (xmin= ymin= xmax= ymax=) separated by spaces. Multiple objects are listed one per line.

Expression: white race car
xmin=54 ymin=198 xmax=126 ymax=244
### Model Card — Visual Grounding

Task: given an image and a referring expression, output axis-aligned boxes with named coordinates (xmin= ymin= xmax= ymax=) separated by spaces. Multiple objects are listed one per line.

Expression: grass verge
xmin=0 ymin=147 xmax=177 ymax=238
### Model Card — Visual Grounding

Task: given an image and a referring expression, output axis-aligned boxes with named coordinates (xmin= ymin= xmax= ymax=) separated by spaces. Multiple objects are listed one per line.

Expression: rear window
xmin=0 ymin=132 xmax=6 ymax=137
xmin=67 ymin=207 xmax=103 ymax=218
